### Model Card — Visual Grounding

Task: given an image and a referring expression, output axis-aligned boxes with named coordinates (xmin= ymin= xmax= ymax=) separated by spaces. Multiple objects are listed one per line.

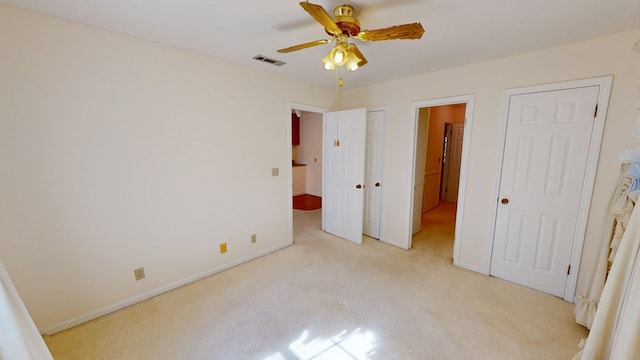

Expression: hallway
xmin=412 ymin=202 xmax=457 ymax=260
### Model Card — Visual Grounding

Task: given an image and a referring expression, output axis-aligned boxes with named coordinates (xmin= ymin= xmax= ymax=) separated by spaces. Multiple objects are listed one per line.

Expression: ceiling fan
xmin=278 ymin=1 xmax=425 ymax=72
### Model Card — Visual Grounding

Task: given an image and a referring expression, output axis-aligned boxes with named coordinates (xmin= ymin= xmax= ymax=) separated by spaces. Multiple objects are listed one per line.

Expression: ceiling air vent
xmin=252 ymin=55 xmax=286 ymax=67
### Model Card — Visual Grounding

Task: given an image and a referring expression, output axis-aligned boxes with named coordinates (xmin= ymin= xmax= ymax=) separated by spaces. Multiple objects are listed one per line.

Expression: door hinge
xmin=594 ymin=103 xmax=598 ymax=118
xmin=567 ymin=265 xmax=571 ymax=275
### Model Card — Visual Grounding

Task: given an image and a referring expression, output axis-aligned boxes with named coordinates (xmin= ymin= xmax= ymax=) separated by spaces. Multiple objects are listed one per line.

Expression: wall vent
xmin=252 ymin=55 xmax=286 ymax=67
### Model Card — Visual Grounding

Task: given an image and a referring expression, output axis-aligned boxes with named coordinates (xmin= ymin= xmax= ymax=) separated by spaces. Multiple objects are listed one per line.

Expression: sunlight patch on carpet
xmin=265 ymin=328 xmax=377 ymax=360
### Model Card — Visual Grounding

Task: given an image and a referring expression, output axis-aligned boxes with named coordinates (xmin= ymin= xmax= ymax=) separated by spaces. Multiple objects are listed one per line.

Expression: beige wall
xmin=297 ymin=111 xmax=323 ymax=196
xmin=422 ymin=107 xmax=445 ymax=212
xmin=338 ymin=29 xmax=640 ymax=297
xmin=453 ymin=106 xmax=466 ymax=124
xmin=0 ymin=5 xmax=336 ymax=332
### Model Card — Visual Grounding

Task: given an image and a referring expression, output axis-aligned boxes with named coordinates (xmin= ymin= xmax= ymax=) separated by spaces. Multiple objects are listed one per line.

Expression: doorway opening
xmin=408 ymin=95 xmax=475 ymax=264
xmin=288 ymin=104 xmax=327 ymax=243
xmin=411 ymin=104 xmax=465 ymax=250
xmin=288 ymin=105 xmax=386 ymax=247
xmin=292 ymin=109 xmax=323 ymax=210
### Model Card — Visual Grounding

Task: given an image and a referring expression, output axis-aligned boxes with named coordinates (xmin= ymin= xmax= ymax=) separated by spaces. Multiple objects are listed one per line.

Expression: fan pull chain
xmin=333 ymin=67 xmax=341 ymax=147
xmin=335 ymin=66 xmax=344 ymax=89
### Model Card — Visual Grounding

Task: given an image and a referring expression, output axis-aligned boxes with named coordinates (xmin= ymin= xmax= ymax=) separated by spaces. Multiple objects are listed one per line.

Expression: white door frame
xmin=489 ymin=76 xmax=613 ymax=302
xmin=408 ymin=95 xmax=475 ymax=261
xmin=287 ymin=102 xmax=328 ymax=245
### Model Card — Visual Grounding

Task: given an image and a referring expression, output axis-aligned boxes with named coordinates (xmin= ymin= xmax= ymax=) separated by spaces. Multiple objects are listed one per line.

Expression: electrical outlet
xmin=271 ymin=168 xmax=279 ymax=177
xmin=251 ymin=234 xmax=257 ymax=244
xmin=134 ymin=267 xmax=145 ymax=281
xmin=220 ymin=243 xmax=227 ymax=254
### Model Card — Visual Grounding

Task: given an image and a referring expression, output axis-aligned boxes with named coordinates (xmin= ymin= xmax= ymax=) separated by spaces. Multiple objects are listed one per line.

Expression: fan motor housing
xmin=332 ymin=4 xmax=361 ymax=36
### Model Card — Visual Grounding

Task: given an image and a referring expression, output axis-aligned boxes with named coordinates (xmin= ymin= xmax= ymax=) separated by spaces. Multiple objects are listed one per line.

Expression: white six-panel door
xmin=323 ymin=108 xmax=367 ymax=244
xmin=491 ymin=86 xmax=600 ymax=297
xmin=364 ymin=110 xmax=385 ymax=239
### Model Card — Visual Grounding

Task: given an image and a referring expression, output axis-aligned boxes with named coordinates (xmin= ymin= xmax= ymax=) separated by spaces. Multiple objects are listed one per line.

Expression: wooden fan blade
xmin=349 ymin=44 xmax=368 ymax=67
xmin=357 ymin=23 xmax=425 ymax=41
xmin=277 ymin=39 xmax=330 ymax=53
xmin=299 ymin=1 xmax=342 ymax=36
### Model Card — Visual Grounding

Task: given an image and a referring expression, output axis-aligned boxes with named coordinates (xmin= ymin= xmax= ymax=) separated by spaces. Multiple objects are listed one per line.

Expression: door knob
xmin=356 ymin=184 xmax=362 ymax=189
xmin=501 ymin=198 xmax=509 ymax=204
xmin=375 ymin=182 xmax=381 ymax=187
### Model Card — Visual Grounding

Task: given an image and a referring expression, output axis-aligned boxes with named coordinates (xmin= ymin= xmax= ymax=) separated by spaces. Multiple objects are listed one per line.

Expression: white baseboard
xmin=41 ymin=242 xmax=293 ymax=335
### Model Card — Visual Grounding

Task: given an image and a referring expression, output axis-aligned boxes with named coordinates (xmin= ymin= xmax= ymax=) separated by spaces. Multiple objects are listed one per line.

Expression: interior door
xmin=323 ymin=108 xmax=367 ymax=244
xmin=412 ymin=109 xmax=429 ymax=235
xmin=445 ymin=123 xmax=464 ymax=202
xmin=491 ymin=86 xmax=600 ymax=297
xmin=364 ymin=110 xmax=384 ymax=239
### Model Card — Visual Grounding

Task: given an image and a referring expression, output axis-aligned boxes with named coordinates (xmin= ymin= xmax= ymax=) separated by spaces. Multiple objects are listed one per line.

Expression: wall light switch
xmin=272 ymin=168 xmax=279 ymax=177
xmin=220 ymin=243 xmax=227 ymax=254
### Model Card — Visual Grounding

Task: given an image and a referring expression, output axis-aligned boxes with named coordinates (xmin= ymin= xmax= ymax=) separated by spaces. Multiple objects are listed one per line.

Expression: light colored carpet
xmin=44 ymin=204 xmax=587 ymax=359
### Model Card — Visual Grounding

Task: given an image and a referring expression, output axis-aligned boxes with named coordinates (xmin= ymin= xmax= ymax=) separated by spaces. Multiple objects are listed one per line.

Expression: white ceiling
xmin=3 ymin=0 xmax=640 ymax=89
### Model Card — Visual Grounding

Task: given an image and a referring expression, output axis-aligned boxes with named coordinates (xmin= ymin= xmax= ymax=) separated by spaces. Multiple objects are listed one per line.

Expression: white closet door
xmin=323 ymin=108 xmax=367 ymax=244
xmin=364 ymin=110 xmax=385 ymax=239
xmin=491 ymin=86 xmax=599 ymax=297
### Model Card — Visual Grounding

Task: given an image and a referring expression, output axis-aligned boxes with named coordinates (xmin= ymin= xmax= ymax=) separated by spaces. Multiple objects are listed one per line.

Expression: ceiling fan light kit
xmin=278 ymin=1 xmax=425 ymax=81
xmin=329 ymin=40 xmax=349 ymax=65
xmin=321 ymin=38 xmax=362 ymax=71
